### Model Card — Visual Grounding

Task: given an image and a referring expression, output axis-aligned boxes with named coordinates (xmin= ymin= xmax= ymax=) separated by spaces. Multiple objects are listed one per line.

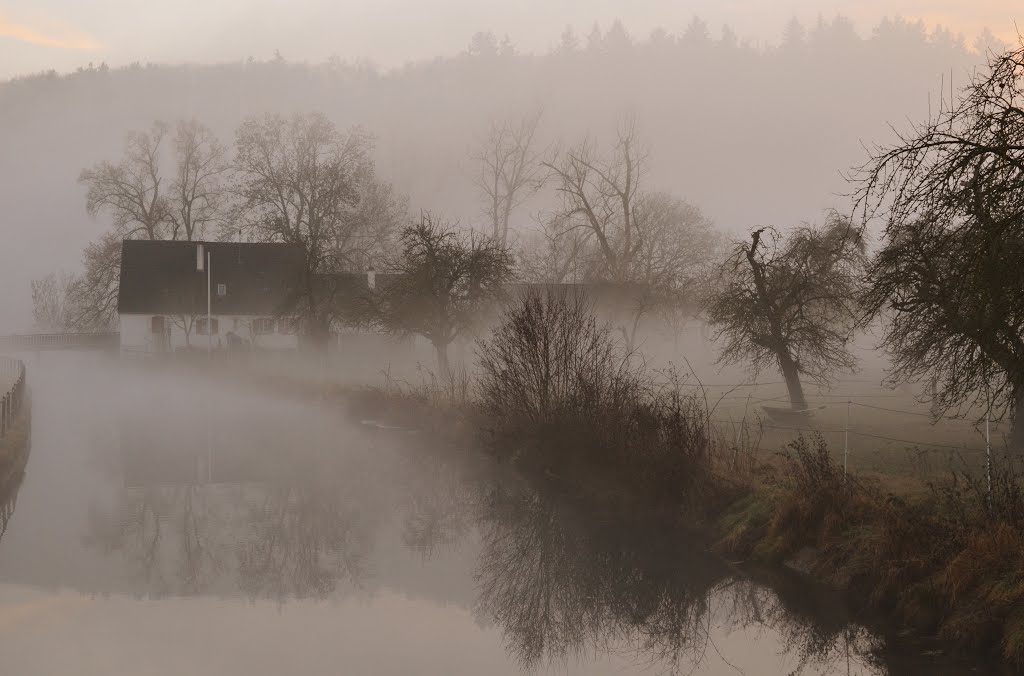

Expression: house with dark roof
xmin=117 ymin=240 xmax=309 ymax=353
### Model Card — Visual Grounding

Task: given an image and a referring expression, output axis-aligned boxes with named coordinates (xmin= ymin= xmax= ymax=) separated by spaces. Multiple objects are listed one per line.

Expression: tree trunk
xmin=305 ymin=314 xmax=331 ymax=358
xmin=1011 ymin=385 xmax=1024 ymax=450
xmin=500 ymin=198 xmax=512 ymax=248
xmin=435 ymin=342 xmax=451 ymax=378
xmin=779 ymin=352 xmax=807 ymax=411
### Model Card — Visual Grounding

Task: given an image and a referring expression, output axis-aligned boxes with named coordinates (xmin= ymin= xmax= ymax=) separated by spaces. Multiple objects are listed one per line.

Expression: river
xmin=0 ymin=353 xmax=988 ymax=675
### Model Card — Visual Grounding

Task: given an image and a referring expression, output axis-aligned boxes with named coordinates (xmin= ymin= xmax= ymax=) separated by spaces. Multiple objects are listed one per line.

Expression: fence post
xmin=1 ymin=393 xmax=7 ymax=437
xmin=986 ymin=412 xmax=992 ymax=502
xmin=843 ymin=400 xmax=851 ymax=480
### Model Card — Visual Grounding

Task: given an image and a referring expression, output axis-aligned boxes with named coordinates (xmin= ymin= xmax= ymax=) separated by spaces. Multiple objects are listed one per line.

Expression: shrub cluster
xmin=476 ymin=290 xmax=712 ymax=506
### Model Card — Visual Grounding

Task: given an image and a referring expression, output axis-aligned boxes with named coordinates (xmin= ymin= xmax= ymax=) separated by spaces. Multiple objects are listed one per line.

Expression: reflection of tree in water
xmin=474 ymin=479 xmax=892 ymax=675
xmin=89 ymin=478 xmax=373 ymax=600
xmin=721 ymin=577 xmax=883 ymax=675
xmin=87 ymin=441 xmax=380 ymax=599
xmin=86 ymin=484 xmax=229 ymax=596
xmin=237 ymin=482 xmax=370 ymax=600
xmin=398 ymin=447 xmax=477 ymax=561
xmin=474 ymin=480 xmax=725 ymax=672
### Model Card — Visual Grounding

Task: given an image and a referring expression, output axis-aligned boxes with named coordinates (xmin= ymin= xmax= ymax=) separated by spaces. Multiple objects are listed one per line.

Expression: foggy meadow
xmin=2 ymin=13 xmax=1024 ymax=676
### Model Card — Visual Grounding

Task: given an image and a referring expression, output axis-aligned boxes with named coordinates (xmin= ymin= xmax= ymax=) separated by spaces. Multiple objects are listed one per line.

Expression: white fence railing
xmin=0 ymin=332 xmax=118 ymax=352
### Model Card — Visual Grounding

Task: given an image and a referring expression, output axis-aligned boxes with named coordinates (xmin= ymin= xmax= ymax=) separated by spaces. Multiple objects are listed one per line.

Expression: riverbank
xmin=711 ymin=437 xmax=1024 ymax=669
xmin=135 ymin=353 xmax=1024 ymax=669
xmin=337 ymin=381 xmax=1024 ymax=671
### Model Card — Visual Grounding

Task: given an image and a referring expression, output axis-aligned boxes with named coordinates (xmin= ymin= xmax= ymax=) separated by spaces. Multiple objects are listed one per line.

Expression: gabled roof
xmin=117 ymin=240 xmax=305 ymax=315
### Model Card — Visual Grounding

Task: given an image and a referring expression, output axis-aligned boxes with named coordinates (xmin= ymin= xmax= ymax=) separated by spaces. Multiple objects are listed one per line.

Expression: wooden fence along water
xmin=0 ymin=357 xmax=27 ymax=439
xmin=0 ymin=356 xmax=29 ymax=546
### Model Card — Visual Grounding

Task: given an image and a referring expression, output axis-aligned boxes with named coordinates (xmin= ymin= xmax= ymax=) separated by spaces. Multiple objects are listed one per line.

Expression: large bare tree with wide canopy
xmin=233 ymin=112 xmax=404 ymax=342
xmin=855 ymin=41 xmax=1024 ymax=440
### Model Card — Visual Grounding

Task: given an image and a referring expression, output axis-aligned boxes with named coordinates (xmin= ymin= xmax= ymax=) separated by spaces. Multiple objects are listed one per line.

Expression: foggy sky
xmin=1 ymin=0 xmax=1020 ymax=80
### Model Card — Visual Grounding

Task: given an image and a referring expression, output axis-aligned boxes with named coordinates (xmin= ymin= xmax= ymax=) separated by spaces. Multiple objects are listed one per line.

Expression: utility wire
xmin=849 ymin=400 xmax=1007 ymax=425
xmin=848 ymin=429 xmax=988 ymax=453
xmin=707 ymin=418 xmax=990 ymax=452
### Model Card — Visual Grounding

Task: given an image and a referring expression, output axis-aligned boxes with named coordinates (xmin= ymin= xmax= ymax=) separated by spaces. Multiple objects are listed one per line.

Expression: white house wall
xmin=119 ymin=314 xmax=153 ymax=353
xmin=119 ymin=314 xmax=300 ymax=353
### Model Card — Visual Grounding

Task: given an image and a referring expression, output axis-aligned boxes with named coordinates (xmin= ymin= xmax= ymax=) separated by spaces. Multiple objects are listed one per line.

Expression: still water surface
xmin=0 ymin=355 xmax=985 ymax=675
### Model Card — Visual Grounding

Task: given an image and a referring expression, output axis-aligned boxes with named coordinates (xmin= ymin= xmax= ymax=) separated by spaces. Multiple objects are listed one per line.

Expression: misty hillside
xmin=0 ymin=17 xmax=993 ymax=330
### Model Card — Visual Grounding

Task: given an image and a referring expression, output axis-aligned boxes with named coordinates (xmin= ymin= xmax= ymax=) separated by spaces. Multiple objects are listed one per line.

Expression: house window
xmin=253 ymin=317 xmax=275 ymax=335
xmin=197 ymin=317 xmax=219 ymax=335
xmin=279 ymin=317 xmax=300 ymax=335
xmin=150 ymin=316 xmax=165 ymax=333
xmin=217 ymin=283 xmax=227 ymax=297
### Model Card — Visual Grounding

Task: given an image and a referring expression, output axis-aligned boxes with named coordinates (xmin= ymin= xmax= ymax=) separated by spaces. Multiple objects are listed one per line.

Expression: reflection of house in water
xmin=103 ymin=395 xmax=481 ymax=601
xmin=118 ymin=395 xmax=291 ymax=487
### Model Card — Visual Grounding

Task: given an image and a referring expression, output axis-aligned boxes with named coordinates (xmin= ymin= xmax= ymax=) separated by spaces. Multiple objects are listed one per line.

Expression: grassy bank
xmin=711 ymin=434 xmax=1024 ymax=667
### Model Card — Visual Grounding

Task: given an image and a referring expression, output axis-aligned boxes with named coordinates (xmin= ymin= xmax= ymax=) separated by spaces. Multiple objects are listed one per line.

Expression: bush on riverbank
xmin=476 ymin=291 xmax=714 ymax=507
xmin=714 ymin=435 xmax=1024 ymax=666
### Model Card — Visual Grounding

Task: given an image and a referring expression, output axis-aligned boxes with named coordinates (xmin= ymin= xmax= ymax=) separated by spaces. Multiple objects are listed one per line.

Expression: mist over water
xmin=0 ymin=353 xmax=984 ymax=675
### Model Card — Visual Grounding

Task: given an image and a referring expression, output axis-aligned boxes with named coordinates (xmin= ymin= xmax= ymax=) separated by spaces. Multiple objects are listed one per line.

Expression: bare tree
xmin=706 ymin=214 xmax=865 ymax=410
xmin=540 ymin=124 xmax=716 ymax=350
xmin=30 ymin=271 xmax=75 ymax=332
xmin=621 ymin=192 xmax=721 ymax=347
xmin=334 ymin=177 xmax=408 ymax=272
xmin=79 ymin=121 xmax=171 ymax=240
xmin=517 ymin=216 xmax=594 ymax=284
xmin=375 ymin=213 xmax=514 ymax=374
xmin=854 ymin=41 xmax=1024 ymax=439
xmin=80 ymin=119 xmax=226 ymax=242
xmin=543 ymin=117 xmax=645 ymax=283
xmin=65 ymin=232 xmax=122 ymax=331
xmin=629 ymin=193 xmax=718 ymax=301
xmin=541 ymin=120 xmax=707 ymax=350
xmin=169 ymin=315 xmax=198 ymax=349
xmin=233 ymin=112 xmax=400 ymax=342
xmin=168 ymin=119 xmax=228 ymax=241
xmin=67 ymin=119 xmax=228 ymax=333
xmin=471 ymin=111 xmax=545 ymax=246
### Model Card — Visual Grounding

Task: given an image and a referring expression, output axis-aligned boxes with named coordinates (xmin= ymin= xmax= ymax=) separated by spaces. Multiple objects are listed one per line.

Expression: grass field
xmin=709 ymin=381 xmax=1014 ymax=485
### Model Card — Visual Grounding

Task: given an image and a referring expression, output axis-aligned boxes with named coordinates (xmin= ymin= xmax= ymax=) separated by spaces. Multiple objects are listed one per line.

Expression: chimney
xmin=367 ymin=266 xmax=376 ymax=290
